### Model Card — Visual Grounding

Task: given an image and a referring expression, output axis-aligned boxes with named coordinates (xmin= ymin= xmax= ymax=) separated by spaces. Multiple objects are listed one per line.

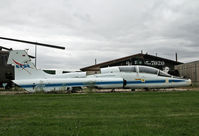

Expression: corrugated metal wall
xmin=175 ymin=61 xmax=199 ymax=86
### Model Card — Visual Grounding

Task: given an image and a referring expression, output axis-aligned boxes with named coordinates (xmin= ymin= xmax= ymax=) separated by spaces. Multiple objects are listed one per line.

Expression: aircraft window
xmin=119 ymin=66 xmax=136 ymax=72
xmin=139 ymin=66 xmax=158 ymax=74
xmin=158 ymin=71 xmax=171 ymax=77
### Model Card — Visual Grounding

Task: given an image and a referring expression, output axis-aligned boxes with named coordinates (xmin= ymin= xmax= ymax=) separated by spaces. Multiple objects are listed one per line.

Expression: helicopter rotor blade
xmin=0 ymin=46 xmax=12 ymax=51
xmin=0 ymin=37 xmax=65 ymax=50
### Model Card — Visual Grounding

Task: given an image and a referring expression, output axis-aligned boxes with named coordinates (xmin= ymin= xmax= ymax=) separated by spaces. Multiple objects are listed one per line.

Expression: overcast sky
xmin=0 ymin=0 xmax=198 ymax=70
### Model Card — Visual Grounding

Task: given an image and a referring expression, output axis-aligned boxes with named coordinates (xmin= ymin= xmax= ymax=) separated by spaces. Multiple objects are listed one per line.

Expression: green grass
xmin=0 ymin=91 xmax=199 ymax=136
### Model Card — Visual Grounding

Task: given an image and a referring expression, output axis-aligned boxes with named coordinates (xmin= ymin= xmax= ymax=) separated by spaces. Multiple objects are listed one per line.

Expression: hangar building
xmin=81 ymin=53 xmax=182 ymax=75
xmin=175 ymin=61 xmax=199 ymax=86
xmin=0 ymin=50 xmax=14 ymax=87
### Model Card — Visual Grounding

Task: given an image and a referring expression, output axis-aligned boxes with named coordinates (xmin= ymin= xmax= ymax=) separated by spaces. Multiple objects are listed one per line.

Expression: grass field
xmin=0 ymin=91 xmax=199 ymax=136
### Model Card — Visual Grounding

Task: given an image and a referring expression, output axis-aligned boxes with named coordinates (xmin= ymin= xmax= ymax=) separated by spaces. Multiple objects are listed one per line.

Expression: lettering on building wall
xmin=144 ymin=61 xmax=165 ymax=66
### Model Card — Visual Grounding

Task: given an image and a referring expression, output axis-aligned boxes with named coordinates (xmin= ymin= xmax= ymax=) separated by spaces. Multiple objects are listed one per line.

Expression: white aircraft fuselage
xmin=7 ymin=50 xmax=191 ymax=92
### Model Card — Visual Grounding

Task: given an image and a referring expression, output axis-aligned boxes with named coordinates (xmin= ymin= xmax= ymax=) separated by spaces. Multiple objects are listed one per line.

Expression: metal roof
xmin=81 ymin=53 xmax=183 ymax=71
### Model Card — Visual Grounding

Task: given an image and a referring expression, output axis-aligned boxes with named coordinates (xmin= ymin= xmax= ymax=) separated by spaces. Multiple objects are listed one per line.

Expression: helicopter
xmin=0 ymin=36 xmax=65 ymax=88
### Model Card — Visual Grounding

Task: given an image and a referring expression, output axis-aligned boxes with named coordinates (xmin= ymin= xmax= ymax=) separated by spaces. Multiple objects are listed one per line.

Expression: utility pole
xmin=175 ymin=52 xmax=178 ymax=62
xmin=95 ymin=58 xmax=97 ymax=65
xmin=195 ymin=63 xmax=197 ymax=82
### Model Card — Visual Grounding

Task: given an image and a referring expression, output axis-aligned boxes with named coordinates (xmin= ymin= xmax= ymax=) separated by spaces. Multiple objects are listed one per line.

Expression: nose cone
xmin=186 ymin=79 xmax=192 ymax=86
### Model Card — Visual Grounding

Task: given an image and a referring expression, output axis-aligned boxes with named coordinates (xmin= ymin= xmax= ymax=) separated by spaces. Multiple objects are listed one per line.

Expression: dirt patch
xmin=0 ymin=91 xmax=28 ymax=95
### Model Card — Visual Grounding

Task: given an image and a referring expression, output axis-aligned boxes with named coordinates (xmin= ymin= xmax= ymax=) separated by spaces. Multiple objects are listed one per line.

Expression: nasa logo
xmin=16 ymin=64 xmax=30 ymax=68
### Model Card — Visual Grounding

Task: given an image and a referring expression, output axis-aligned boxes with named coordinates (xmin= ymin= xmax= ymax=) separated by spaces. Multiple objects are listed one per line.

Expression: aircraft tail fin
xmin=7 ymin=50 xmax=46 ymax=80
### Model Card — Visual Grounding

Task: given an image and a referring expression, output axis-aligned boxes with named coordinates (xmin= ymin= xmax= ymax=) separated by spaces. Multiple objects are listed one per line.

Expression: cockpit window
xmin=158 ymin=71 xmax=171 ymax=77
xmin=139 ymin=66 xmax=158 ymax=75
xmin=119 ymin=66 xmax=136 ymax=72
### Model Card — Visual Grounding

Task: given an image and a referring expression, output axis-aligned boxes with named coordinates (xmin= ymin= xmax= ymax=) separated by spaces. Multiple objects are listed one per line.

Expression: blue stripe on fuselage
xmin=169 ymin=80 xmax=186 ymax=83
xmin=127 ymin=80 xmax=166 ymax=84
xmin=19 ymin=79 xmax=186 ymax=88
xmin=95 ymin=81 xmax=123 ymax=85
xmin=20 ymin=81 xmax=124 ymax=88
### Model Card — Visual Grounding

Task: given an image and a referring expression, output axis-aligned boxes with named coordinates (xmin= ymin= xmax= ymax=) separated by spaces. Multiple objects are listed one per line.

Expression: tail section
xmin=7 ymin=50 xmax=46 ymax=80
